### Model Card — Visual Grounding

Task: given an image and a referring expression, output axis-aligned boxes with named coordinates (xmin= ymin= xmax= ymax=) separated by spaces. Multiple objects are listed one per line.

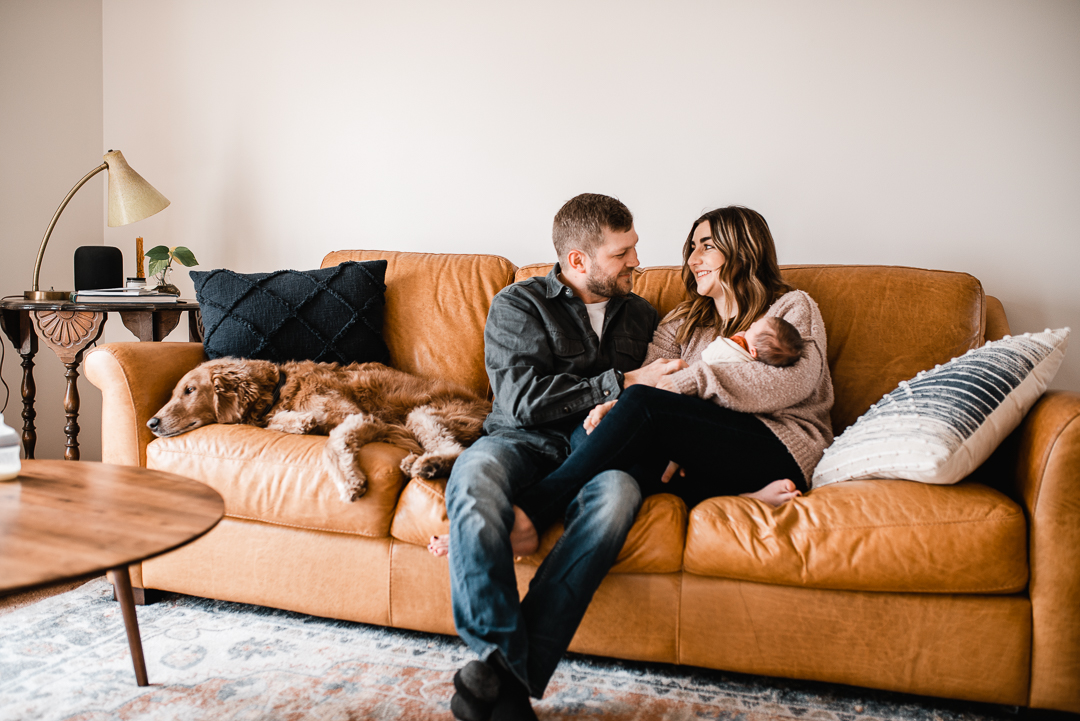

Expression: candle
xmin=136 ymin=236 xmax=144 ymax=278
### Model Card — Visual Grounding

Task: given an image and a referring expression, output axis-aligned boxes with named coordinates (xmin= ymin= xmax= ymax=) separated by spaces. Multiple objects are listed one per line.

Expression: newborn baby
xmin=701 ymin=315 xmax=805 ymax=367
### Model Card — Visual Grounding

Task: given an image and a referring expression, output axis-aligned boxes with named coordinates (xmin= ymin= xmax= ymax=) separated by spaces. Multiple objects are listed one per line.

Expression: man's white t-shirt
xmin=585 ymin=300 xmax=609 ymax=341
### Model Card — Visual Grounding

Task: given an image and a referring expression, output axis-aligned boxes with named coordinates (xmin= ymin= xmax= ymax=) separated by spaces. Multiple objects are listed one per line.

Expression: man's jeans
xmin=446 ymin=434 xmax=641 ymax=697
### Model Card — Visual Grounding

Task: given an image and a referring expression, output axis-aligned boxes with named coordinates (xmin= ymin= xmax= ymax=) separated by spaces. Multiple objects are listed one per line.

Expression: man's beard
xmin=585 ymin=270 xmax=632 ymax=298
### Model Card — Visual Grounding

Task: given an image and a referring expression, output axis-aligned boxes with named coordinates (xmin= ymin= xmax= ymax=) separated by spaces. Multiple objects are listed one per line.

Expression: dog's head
xmin=147 ymin=358 xmax=279 ymax=437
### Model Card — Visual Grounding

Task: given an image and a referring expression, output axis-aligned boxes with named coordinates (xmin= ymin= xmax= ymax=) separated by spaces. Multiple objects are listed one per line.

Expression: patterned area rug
xmin=0 ymin=578 xmax=1019 ymax=721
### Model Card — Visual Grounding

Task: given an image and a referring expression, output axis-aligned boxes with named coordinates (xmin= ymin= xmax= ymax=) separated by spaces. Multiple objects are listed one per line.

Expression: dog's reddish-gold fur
xmin=149 ymin=358 xmax=490 ymax=501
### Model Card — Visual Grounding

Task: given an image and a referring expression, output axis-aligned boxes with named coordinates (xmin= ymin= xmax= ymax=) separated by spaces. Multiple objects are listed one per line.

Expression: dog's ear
xmin=211 ymin=372 xmax=244 ymax=424
xmin=210 ymin=360 xmax=278 ymax=424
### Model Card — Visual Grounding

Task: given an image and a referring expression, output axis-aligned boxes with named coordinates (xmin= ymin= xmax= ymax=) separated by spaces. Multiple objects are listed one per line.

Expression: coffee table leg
xmin=107 ymin=566 xmax=149 ymax=686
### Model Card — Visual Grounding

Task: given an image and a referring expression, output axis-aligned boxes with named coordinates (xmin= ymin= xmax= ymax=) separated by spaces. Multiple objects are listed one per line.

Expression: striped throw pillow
xmin=811 ymin=327 xmax=1069 ymax=488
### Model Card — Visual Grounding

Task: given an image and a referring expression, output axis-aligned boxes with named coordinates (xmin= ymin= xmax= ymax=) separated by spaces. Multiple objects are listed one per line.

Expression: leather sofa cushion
xmin=323 ymin=250 xmax=517 ymax=399
xmin=390 ymin=478 xmax=450 ymax=543
xmin=519 ymin=493 xmax=688 ymax=574
xmin=684 ymin=479 xmax=1028 ymax=594
xmin=146 ymin=425 xmax=407 ymax=537
xmin=391 ymin=478 xmax=687 ymax=574
xmin=781 ymin=265 xmax=985 ymax=435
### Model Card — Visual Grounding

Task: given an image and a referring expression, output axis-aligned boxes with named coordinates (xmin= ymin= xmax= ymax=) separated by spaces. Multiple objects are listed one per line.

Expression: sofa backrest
xmin=515 ymin=262 xmax=991 ymax=435
xmin=781 ymin=265 xmax=985 ymax=434
xmin=322 ymin=250 xmax=517 ymax=398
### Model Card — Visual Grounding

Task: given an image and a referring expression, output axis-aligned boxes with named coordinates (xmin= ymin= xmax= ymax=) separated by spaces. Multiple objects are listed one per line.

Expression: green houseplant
xmin=145 ymin=245 xmax=198 ymax=295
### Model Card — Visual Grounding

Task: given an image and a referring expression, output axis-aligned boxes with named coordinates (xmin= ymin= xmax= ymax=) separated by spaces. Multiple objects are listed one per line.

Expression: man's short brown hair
xmin=552 ymin=194 xmax=633 ymax=265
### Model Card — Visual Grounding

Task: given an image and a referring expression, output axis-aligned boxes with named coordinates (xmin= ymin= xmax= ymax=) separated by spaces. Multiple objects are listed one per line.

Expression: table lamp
xmin=25 ymin=149 xmax=170 ymax=301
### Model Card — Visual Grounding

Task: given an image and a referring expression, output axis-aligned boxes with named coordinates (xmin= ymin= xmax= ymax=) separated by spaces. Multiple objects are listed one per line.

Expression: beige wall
xmin=5 ymin=1 xmax=1080 ymax=461
xmin=1 ymin=0 xmax=104 ymax=460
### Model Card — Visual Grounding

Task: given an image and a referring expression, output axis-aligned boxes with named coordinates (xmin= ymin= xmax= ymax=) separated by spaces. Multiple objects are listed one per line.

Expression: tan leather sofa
xmin=85 ymin=249 xmax=1080 ymax=713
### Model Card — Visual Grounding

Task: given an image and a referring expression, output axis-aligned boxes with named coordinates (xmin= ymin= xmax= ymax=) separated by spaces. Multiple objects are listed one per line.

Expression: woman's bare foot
xmin=428 ymin=534 xmax=450 ymax=557
xmin=740 ymin=479 xmax=802 ymax=507
xmin=427 ymin=505 xmax=540 ymax=558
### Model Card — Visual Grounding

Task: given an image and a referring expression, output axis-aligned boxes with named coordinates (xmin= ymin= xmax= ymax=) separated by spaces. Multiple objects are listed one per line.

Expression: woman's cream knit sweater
xmin=643 ymin=290 xmax=835 ymax=483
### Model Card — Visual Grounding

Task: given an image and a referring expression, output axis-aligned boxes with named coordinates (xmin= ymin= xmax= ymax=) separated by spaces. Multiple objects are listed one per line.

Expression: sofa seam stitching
xmin=225 ymin=513 xmax=386 ymax=538
xmin=387 ymin=538 xmax=395 ymax=627
xmin=678 ymin=571 xmax=1026 ymax=595
xmin=148 ymin=447 xmax=332 ymax=471
xmin=1028 ymin=402 xmax=1080 ymax=522
xmin=1024 ymin=401 xmax=1080 ymax=708
xmin=689 ymin=512 xmax=1024 ymax=533
xmin=675 ymin=568 xmax=682 ymax=664
xmin=410 ymin=480 xmax=446 ymax=502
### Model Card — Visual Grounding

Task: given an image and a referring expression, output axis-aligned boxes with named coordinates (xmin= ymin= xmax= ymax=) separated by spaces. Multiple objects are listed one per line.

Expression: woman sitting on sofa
xmin=431 ymin=205 xmax=835 ymax=556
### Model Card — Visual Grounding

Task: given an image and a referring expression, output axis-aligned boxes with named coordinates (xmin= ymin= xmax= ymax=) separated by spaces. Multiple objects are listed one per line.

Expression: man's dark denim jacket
xmin=482 ymin=264 xmax=659 ymax=461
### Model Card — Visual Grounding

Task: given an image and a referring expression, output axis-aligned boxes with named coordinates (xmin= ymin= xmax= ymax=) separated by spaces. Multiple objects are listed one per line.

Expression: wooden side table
xmin=0 ymin=460 xmax=224 ymax=686
xmin=0 ymin=298 xmax=202 ymax=461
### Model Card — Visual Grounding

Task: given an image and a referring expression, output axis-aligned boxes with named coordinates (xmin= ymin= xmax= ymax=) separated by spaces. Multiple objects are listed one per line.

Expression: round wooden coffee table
xmin=0 ymin=460 xmax=224 ymax=686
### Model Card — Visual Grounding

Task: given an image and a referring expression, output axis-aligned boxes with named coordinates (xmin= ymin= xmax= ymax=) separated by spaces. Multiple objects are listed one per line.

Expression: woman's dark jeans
xmin=515 ymin=384 xmax=805 ymax=531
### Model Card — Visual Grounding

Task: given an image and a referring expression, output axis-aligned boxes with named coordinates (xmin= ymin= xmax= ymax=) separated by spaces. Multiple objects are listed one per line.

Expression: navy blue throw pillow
xmin=191 ymin=260 xmax=390 ymax=365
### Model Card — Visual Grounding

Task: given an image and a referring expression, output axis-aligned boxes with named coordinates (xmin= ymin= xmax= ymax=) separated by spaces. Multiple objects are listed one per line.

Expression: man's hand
xmin=661 ymin=461 xmax=686 ymax=483
xmin=623 ymin=358 xmax=687 ymax=388
xmin=584 ymin=400 xmax=617 ymax=435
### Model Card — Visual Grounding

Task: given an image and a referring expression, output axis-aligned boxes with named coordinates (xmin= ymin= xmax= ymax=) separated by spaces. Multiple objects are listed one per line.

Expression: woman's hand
xmin=584 ymin=400 xmax=617 ymax=435
xmin=656 ymin=373 xmax=682 ymax=393
xmin=624 ymin=358 xmax=686 ymax=388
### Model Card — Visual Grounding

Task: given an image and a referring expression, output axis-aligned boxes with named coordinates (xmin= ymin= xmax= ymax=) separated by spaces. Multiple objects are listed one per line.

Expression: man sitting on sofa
xmin=444 ymin=193 xmax=683 ymax=720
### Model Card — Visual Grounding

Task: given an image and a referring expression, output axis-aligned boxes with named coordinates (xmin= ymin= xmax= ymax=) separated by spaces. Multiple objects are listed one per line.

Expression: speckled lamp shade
xmin=105 ymin=150 xmax=170 ymax=227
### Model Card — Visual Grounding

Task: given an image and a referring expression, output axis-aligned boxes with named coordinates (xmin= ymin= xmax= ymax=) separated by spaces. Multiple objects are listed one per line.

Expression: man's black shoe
xmin=450 ymin=659 xmax=501 ymax=721
xmin=490 ymin=671 xmax=538 ymax=721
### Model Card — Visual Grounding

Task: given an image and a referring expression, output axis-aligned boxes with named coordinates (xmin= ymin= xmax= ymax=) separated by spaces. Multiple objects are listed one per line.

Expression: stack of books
xmin=70 ymin=287 xmax=180 ymax=303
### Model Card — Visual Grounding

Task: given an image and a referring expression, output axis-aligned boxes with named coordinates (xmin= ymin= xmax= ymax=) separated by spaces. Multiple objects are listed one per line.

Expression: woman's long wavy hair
xmin=670 ymin=206 xmax=793 ymax=345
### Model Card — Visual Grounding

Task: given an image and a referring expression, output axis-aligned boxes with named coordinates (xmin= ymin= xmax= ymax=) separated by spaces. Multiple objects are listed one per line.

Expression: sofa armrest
xmin=1012 ymin=390 xmax=1080 ymax=712
xmin=85 ymin=342 xmax=207 ymax=468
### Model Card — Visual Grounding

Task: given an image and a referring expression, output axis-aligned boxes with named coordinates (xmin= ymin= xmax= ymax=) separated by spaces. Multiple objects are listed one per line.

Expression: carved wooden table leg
xmin=31 ymin=309 xmax=105 ymax=461
xmin=0 ymin=309 xmax=38 ymax=458
xmin=62 ymin=362 xmax=82 ymax=461
xmin=119 ymin=309 xmax=181 ymax=342
xmin=19 ymin=352 xmax=37 ymax=459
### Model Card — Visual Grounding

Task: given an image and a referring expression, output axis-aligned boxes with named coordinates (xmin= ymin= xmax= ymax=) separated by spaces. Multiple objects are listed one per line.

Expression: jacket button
xmin=604 ymin=390 xmax=610 ymax=396
xmin=563 ymin=406 xmax=569 ymax=413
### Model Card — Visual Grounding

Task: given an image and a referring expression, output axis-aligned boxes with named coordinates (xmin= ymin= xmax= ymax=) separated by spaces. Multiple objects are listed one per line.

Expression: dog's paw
xmin=268 ymin=410 xmax=317 ymax=435
xmin=338 ymin=481 xmax=368 ymax=503
xmin=406 ymin=453 xmax=456 ymax=480
xmin=327 ymin=463 xmax=368 ymax=503
xmin=400 ymin=453 xmax=420 ymax=478
xmin=323 ymin=427 xmax=370 ymax=503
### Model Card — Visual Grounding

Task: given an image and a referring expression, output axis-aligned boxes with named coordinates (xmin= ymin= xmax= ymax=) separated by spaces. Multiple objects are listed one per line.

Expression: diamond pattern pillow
xmin=811 ymin=327 xmax=1070 ymax=488
xmin=191 ymin=260 xmax=390 ymax=365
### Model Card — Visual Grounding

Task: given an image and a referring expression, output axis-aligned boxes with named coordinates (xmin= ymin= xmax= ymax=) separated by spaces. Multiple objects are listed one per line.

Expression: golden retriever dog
xmin=148 ymin=358 xmax=491 ymax=502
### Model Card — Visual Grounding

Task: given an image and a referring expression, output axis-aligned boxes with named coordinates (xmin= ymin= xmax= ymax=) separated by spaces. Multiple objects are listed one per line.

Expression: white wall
xmin=9 ymin=1 xmax=1080 ymax=461
xmin=101 ymin=0 xmax=1080 ymax=393
xmin=1 ymin=0 xmax=103 ymax=461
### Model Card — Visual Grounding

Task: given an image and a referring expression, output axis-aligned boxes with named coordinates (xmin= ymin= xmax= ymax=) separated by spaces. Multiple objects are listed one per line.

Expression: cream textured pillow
xmin=811 ymin=327 xmax=1070 ymax=488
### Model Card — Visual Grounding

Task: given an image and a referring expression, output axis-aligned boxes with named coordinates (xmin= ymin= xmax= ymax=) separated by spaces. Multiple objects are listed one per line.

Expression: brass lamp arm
xmin=30 ymin=162 xmax=108 ymax=293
